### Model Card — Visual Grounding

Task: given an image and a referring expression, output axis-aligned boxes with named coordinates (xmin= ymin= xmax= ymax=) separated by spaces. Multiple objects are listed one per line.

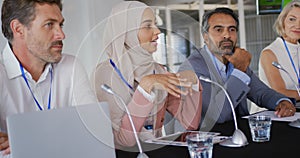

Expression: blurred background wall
xmin=0 ymin=0 xmax=287 ymax=79
xmin=0 ymin=0 xmax=122 ymax=76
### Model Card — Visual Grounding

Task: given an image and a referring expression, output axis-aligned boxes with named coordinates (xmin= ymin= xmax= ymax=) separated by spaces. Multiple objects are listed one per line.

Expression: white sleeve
xmin=136 ymin=85 xmax=156 ymax=103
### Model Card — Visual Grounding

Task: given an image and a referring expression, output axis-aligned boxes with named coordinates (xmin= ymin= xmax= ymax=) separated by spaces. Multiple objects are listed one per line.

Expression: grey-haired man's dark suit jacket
xmin=179 ymin=47 xmax=289 ymax=130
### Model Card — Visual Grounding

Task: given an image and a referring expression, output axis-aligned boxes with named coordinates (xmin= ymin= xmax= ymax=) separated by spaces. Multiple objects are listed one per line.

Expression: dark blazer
xmin=179 ymin=47 xmax=288 ymax=131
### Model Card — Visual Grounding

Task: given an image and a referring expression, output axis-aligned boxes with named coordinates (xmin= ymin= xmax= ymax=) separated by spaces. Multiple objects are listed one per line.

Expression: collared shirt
xmin=204 ymin=45 xmax=291 ymax=105
xmin=205 ymin=45 xmax=251 ymax=85
xmin=0 ymin=42 xmax=97 ymax=132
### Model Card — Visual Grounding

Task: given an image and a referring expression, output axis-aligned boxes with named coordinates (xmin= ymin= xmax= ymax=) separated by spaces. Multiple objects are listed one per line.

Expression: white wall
xmin=62 ymin=0 xmax=122 ymax=76
xmin=0 ymin=0 xmax=122 ymax=76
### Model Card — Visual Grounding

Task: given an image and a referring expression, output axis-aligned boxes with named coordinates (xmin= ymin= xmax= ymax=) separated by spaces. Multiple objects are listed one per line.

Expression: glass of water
xmin=186 ymin=132 xmax=214 ymax=158
xmin=248 ymin=115 xmax=272 ymax=142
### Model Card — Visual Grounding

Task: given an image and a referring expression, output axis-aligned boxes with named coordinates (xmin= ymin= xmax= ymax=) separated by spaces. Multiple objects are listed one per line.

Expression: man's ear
xmin=202 ymin=33 xmax=208 ymax=44
xmin=10 ymin=19 xmax=25 ymax=38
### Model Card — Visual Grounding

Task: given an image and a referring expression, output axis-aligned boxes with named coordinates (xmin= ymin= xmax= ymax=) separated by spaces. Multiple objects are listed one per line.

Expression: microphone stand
xmin=101 ymin=84 xmax=149 ymax=158
xmin=199 ymin=76 xmax=248 ymax=147
xmin=272 ymin=61 xmax=300 ymax=96
xmin=272 ymin=61 xmax=300 ymax=128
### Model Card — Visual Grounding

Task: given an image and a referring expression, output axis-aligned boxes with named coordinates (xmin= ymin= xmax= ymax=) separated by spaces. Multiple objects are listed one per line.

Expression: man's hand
xmin=223 ymin=47 xmax=252 ymax=72
xmin=274 ymin=100 xmax=296 ymax=117
xmin=0 ymin=132 xmax=10 ymax=155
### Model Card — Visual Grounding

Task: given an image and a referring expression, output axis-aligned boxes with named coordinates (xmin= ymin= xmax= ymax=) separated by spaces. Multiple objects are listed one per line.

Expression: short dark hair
xmin=201 ymin=7 xmax=239 ymax=34
xmin=1 ymin=0 xmax=63 ymax=42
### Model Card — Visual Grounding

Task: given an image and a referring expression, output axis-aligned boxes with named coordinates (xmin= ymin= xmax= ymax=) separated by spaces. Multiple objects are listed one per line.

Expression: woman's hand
xmin=176 ymin=70 xmax=198 ymax=84
xmin=176 ymin=70 xmax=198 ymax=95
xmin=139 ymin=70 xmax=197 ymax=97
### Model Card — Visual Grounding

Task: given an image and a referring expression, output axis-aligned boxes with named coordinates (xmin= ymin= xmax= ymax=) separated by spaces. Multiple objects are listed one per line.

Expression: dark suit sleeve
xmin=225 ymin=75 xmax=250 ymax=106
xmin=245 ymin=68 xmax=289 ymax=110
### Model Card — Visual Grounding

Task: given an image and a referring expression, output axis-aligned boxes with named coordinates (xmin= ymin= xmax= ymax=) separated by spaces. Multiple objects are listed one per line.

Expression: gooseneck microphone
xmin=272 ymin=61 xmax=300 ymax=129
xmin=272 ymin=61 xmax=300 ymax=97
xmin=199 ymin=76 xmax=248 ymax=147
xmin=101 ymin=84 xmax=149 ymax=158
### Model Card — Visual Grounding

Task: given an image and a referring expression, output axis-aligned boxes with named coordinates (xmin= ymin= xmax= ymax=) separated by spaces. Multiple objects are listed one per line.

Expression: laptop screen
xmin=7 ymin=102 xmax=115 ymax=158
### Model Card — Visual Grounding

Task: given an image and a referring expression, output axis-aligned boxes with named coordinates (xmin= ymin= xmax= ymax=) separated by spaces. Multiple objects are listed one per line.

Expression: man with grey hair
xmin=0 ymin=0 xmax=97 ymax=156
xmin=179 ymin=7 xmax=296 ymax=131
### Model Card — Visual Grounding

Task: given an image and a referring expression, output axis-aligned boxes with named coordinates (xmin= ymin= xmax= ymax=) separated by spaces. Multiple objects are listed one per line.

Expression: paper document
xmin=144 ymin=131 xmax=227 ymax=146
xmin=243 ymin=110 xmax=300 ymax=122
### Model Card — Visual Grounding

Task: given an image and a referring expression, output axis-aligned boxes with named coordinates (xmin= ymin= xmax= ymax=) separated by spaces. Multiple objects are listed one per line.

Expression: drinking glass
xmin=248 ymin=115 xmax=272 ymax=142
xmin=186 ymin=132 xmax=214 ymax=158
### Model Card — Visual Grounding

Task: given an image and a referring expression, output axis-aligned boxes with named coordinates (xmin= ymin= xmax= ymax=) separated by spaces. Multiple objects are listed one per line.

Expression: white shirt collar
xmin=2 ymin=42 xmax=52 ymax=81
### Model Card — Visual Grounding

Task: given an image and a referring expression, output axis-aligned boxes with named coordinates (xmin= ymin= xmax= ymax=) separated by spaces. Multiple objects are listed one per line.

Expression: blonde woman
xmin=259 ymin=1 xmax=300 ymax=104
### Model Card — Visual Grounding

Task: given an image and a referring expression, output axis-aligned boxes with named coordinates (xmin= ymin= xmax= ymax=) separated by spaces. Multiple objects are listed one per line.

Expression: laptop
xmin=6 ymin=102 xmax=116 ymax=158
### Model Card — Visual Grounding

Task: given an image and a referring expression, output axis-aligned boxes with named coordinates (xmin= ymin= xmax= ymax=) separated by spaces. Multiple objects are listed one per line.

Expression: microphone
xmin=272 ymin=61 xmax=300 ymax=128
xmin=101 ymin=84 xmax=149 ymax=158
xmin=199 ymin=76 xmax=248 ymax=147
xmin=272 ymin=61 xmax=300 ymax=97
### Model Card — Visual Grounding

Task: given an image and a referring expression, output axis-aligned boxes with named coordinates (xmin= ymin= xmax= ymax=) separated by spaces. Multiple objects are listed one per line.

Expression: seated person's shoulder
xmin=59 ymin=54 xmax=76 ymax=63
xmin=93 ymin=60 xmax=115 ymax=80
xmin=53 ymin=54 xmax=85 ymax=72
xmin=95 ymin=60 xmax=112 ymax=73
xmin=179 ymin=50 xmax=203 ymax=71
xmin=52 ymin=54 xmax=77 ymax=68
xmin=186 ymin=49 xmax=205 ymax=64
